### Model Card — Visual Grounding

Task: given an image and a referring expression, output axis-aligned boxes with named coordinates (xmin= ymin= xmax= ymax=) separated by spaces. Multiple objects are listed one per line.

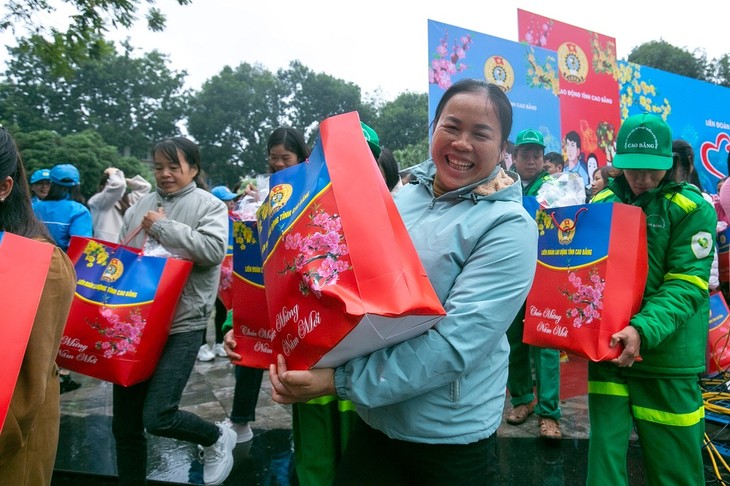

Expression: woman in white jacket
xmin=87 ymin=167 xmax=151 ymax=243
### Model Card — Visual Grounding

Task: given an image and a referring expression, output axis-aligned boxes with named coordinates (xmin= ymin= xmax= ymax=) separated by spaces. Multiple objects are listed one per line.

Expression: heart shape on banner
xmin=700 ymin=133 xmax=730 ymax=179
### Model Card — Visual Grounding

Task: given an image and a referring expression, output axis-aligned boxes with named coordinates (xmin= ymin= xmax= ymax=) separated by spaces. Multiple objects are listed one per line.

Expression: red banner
xmin=0 ymin=233 xmax=53 ymax=432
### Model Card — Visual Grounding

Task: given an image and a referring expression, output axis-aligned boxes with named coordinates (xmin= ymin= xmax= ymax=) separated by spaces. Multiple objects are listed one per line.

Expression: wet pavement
xmin=52 ymin=354 xmax=700 ymax=485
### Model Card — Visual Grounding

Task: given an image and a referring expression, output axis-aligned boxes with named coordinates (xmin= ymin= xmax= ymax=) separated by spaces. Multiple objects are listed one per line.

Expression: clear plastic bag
xmin=536 ymin=172 xmax=587 ymax=208
xmin=142 ymin=237 xmax=183 ymax=259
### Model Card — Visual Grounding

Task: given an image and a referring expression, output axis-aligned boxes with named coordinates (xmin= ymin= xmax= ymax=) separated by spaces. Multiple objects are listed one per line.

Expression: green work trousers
xmin=587 ymin=362 xmax=705 ymax=486
xmin=292 ymin=396 xmax=361 ymax=486
xmin=506 ymin=304 xmax=561 ymax=419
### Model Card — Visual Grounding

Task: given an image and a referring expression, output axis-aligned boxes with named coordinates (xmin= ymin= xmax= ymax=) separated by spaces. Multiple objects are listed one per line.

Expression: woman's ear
xmin=0 ymin=175 xmax=13 ymax=202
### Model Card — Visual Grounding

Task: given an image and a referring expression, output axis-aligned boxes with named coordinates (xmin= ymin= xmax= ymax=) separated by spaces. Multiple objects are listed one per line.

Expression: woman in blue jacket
xmin=32 ymin=163 xmax=92 ymax=251
xmin=268 ymin=79 xmax=538 ymax=484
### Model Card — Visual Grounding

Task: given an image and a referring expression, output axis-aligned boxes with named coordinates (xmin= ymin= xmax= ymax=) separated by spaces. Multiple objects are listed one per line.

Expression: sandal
xmin=506 ymin=403 xmax=535 ymax=425
xmin=539 ymin=417 xmax=562 ymax=439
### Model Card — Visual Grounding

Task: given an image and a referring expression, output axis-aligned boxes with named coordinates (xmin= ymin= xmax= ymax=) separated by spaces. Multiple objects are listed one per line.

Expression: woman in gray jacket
xmin=112 ymin=137 xmax=235 ymax=486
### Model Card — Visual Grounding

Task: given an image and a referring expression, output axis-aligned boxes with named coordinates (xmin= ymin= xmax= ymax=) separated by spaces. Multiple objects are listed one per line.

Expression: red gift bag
xmin=0 ymin=232 xmax=54 ymax=432
xmin=231 ymin=218 xmax=273 ymax=369
xmin=258 ymin=111 xmax=445 ymax=370
xmin=523 ymin=203 xmax=648 ymax=361
xmin=57 ymin=236 xmax=193 ymax=386
xmin=217 ymin=215 xmax=235 ymax=309
xmin=707 ymin=291 xmax=730 ymax=375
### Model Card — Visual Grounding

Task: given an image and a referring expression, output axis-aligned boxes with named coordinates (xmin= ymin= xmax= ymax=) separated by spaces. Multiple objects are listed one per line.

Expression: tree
xmin=0 ymin=0 xmax=191 ymax=77
xmin=708 ymin=54 xmax=730 ymax=88
xmin=0 ymin=38 xmax=188 ymax=158
xmin=188 ymin=60 xmax=379 ymax=184
xmin=13 ymin=128 xmax=152 ymax=199
xmin=371 ymin=92 xmax=429 ymax=151
xmin=393 ymin=139 xmax=430 ymax=170
xmin=627 ymin=40 xmax=708 ymax=81
xmin=187 ymin=63 xmax=287 ymax=184
xmin=279 ymin=61 xmax=372 ymax=141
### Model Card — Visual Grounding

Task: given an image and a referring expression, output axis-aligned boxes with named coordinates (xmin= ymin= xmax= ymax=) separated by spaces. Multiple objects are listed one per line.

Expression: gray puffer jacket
xmin=120 ymin=182 xmax=229 ymax=334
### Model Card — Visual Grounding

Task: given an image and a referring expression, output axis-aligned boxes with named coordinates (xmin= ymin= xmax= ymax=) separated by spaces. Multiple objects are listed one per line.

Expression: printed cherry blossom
xmin=561 ymin=267 xmax=604 ymax=328
xmin=429 ymin=31 xmax=473 ymax=90
xmin=283 ymin=205 xmax=352 ymax=297
xmin=88 ymin=306 xmax=147 ymax=358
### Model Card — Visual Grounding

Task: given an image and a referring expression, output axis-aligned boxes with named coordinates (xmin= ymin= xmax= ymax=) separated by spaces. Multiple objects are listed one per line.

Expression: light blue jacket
xmin=334 ymin=160 xmax=538 ymax=444
xmin=33 ymin=197 xmax=93 ymax=252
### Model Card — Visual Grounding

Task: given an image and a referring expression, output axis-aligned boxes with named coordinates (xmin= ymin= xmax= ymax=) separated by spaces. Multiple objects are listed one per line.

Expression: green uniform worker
xmin=589 ymin=114 xmax=715 ymax=485
xmin=505 ymin=128 xmax=562 ymax=439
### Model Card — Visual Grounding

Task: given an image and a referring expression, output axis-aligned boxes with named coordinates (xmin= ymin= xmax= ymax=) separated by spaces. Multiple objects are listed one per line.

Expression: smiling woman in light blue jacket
xmin=269 ymin=79 xmax=538 ymax=485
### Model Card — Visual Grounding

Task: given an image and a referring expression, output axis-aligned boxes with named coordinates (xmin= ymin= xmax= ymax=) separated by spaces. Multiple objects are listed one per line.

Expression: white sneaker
xmin=197 ymin=344 xmax=215 ymax=362
xmin=202 ymin=423 xmax=236 ymax=485
xmin=213 ymin=343 xmax=227 ymax=358
xmin=220 ymin=417 xmax=254 ymax=443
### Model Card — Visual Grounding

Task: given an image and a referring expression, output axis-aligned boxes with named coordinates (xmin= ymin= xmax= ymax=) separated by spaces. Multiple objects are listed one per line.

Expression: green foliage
xmin=708 ymin=54 xmax=730 ymax=88
xmin=0 ymin=38 xmax=188 ymax=159
xmin=0 ymin=0 xmax=191 ymax=76
xmin=12 ymin=128 xmax=152 ymax=199
xmin=371 ymin=92 xmax=429 ymax=151
xmin=627 ymin=40 xmax=708 ymax=81
xmin=393 ymin=139 xmax=430 ymax=170
xmin=279 ymin=61 xmax=371 ymax=141
xmin=187 ymin=63 xmax=286 ymax=185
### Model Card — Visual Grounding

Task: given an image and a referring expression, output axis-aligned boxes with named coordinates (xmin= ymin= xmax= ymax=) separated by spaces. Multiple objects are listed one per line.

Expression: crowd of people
xmin=0 ymin=77 xmax=724 ymax=485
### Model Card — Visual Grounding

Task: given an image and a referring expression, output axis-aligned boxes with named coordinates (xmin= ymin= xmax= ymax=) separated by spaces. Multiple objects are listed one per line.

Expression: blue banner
xmin=428 ymin=19 xmax=562 ymax=153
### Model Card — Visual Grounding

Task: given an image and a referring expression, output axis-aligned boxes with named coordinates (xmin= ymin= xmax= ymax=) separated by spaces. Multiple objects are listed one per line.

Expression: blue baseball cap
xmin=50 ymin=164 xmax=80 ymax=187
xmin=30 ymin=168 xmax=51 ymax=184
xmin=211 ymin=185 xmax=237 ymax=201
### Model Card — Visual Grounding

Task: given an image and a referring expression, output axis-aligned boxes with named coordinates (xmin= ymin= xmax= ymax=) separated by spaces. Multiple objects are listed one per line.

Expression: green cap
xmin=360 ymin=122 xmax=381 ymax=158
xmin=515 ymin=128 xmax=545 ymax=148
xmin=612 ymin=113 xmax=673 ymax=170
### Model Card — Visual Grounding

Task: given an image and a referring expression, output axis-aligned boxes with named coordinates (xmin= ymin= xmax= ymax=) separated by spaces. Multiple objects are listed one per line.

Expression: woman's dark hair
xmin=0 ymin=128 xmax=51 ymax=240
xmin=267 ymin=127 xmax=310 ymax=162
xmin=377 ymin=147 xmax=400 ymax=191
xmin=153 ymin=137 xmax=208 ymax=190
xmin=672 ymin=139 xmax=703 ymax=191
xmin=596 ymin=166 xmax=614 ymax=184
xmin=430 ymin=79 xmax=513 ymax=146
xmin=45 ymin=183 xmax=86 ymax=205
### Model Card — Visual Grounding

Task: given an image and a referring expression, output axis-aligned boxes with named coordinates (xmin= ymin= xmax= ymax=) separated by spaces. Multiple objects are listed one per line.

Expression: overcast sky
xmin=3 ymin=1 xmax=724 ymax=101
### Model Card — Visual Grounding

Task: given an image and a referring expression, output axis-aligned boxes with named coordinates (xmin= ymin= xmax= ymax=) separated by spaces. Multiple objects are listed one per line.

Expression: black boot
xmin=60 ymin=373 xmax=81 ymax=394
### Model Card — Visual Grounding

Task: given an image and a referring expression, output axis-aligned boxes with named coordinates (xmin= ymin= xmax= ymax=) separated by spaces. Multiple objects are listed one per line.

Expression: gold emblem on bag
xmin=101 ymin=258 xmax=124 ymax=282
xmin=550 ymin=207 xmax=588 ymax=245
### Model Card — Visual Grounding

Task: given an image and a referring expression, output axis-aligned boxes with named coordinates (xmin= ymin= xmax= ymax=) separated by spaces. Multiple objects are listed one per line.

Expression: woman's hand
xmin=141 ymin=207 xmax=165 ymax=232
xmin=269 ymin=354 xmax=336 ymax=404
xmin=223 ymin=329 xmax=241 ymax=361
xmin=609 ymin=325 xmax=642 ymax=367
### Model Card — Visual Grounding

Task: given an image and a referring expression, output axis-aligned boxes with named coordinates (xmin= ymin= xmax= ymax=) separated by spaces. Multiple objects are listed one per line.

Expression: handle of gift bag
xmin=549 ymin=207 xmax=588 ymax=232
xmin=120 ymin=225 xmax=144 ymax=247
